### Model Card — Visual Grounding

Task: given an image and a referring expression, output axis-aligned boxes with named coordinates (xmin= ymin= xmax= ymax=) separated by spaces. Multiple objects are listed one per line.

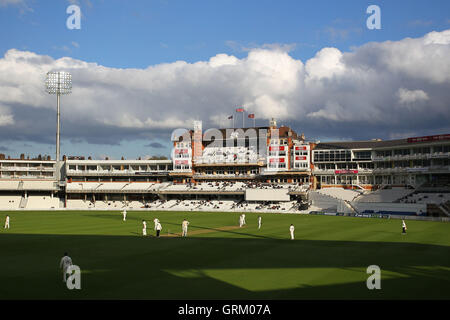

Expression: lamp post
xmin=45 ymin=71 xmax=72 ymax=183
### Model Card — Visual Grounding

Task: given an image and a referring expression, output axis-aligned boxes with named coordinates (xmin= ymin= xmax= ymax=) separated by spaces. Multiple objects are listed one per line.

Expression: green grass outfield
xmin=0 ymin=210 xmax=449 ymax=300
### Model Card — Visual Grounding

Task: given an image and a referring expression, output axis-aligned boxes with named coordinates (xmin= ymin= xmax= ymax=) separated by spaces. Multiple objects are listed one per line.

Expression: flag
xmin=236 ymin=108 xmax=244 ymax=112
xmin=228 ymin=115 xmax=233 ymax=119
xmin=248 ymin=114 xmax=255 ymax=119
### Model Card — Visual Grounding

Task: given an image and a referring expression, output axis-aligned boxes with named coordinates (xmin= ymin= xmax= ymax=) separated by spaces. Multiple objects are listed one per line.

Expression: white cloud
xmin=0 ymin=29 xmax=449 ymax=147
xmin=305 ymin=47 xmax=345 ymax=80
xmin=0 ymin=0 xmax=32 ymax=13
xmin=397 ymin=88 xmax=429 ymax=104
xmin=0 ymin=0 xmax=24 ymax=6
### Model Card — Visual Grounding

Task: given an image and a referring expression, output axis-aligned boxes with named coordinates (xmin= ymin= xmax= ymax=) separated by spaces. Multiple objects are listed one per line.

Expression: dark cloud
xmin=145 ymin=142 xmax=166 ymax=149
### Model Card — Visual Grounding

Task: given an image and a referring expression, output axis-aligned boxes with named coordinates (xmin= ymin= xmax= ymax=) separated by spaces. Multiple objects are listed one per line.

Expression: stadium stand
xmin=25 ymin=195 xmax=59 ymax=209
xmin=317 ymin=188 xmax=361 ymax=202
xmin=355 ymin=187 xmax=414 ymax=203
xmin=0 ymin=195 xmax=22 ymax=209
xmin=399 ymin=192 xmax=450 ymax=205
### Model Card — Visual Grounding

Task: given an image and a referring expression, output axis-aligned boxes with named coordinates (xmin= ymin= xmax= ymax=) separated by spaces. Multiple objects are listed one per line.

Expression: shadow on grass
xmin=0 ymin=233 xmax=449 ymax=299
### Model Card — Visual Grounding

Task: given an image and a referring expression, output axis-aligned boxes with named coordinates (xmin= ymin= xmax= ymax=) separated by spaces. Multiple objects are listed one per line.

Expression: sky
xmin=0 ymin=0 xmax=449 ymax=160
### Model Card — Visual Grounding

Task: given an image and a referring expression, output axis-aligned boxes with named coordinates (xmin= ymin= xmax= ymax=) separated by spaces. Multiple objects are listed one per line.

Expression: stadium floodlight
xmin=45 ymin=71 xmax=72 ymax=183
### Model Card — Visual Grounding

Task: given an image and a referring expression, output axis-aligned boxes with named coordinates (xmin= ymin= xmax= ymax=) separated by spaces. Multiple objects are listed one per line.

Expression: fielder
xmin=289 ymin=224 xmax=295 ymax=240
xmin=239 ymin=214 xmax=244 ymax=228
xmin=153 ymin=218 xmax=159 ymax=230
xmin=258 ymin=216 xmax=262 ymax=229
xmin=122 ymin=209 xmax=127 ymax=221
xmin=4 ymin=215 xmax=9 ymax=229
xmin=182 ymin=218 xmax=189 ymax=237
xmin=242 ymin=213 xmax=246 ymax=225
xmin=402 ymin=220 xmax=407 ymax=235
xmin=142 ymin=220 xmax=147 ymax=236
xmin=60 ymin=252 xmax=73 ymax=282
xmin=156 ymin=221 xmax=162 ymax=237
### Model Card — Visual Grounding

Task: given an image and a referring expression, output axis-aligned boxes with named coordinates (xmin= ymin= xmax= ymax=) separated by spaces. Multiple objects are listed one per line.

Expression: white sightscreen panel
xmin=245 ymin=189 xmax=290 ymax=202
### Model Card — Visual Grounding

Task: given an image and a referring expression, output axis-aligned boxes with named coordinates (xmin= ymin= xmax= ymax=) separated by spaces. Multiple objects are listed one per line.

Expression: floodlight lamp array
xmin=45 ymin=71 xmax=72 ymax=95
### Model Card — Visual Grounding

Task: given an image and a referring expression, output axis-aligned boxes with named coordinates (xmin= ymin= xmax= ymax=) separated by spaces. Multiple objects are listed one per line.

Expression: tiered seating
xmin=26 ymin=195 xmax=59 ymax=209
xmin=193 ymin=182 xmax=224 ymax=191
xmin=400 ymin=193 xmax=450 ymax=205
xmin=126 ymin=201 xmax=146 ymax=208
xmin=66 ymin=199 xmax=93 ymax=209
xmin=145 ymin=199 xmax=165 ymax=208
xmin=0 ymin=195 xmax=22 ymax=209
xmin=162 ymin=184 xmax=191 ymax=191
xmin=318 ymin=188 xmax=360 ymax=202
xmin=355 ymin=187 xmax=413 ymax=203
xmin=158 ymin=199 xmax=178 ymax=209
xmin=94 ymin=201 xmax=126 ymax=209
xmin=222 ymin=182 xmax=246 ymax=191
xmin=193 ymin=200 xmax=235 ymax=211
xmin=170 ymin=200 xmax=201 ymax=210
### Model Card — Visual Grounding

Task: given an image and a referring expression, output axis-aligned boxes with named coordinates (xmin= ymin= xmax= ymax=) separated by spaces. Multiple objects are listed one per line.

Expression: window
xmin=353 ymin=151 xmax=371 ymax=160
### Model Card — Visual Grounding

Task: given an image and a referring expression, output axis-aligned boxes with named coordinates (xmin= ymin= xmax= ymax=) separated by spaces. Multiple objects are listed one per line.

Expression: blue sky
xmin=0 ymin=0 xmax=449 ymax=159
xmin=2 ymin=0 xmax=449 ymax=68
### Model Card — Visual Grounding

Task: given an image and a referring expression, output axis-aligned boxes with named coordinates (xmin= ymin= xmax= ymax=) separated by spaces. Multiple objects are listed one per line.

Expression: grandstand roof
xmin=315 ymin=133 xmax=450 ymax=150
xmin=66 ymin=159 xmax=172 ymax=164
xmin=315 ymin=139 xmax=406 ymax=150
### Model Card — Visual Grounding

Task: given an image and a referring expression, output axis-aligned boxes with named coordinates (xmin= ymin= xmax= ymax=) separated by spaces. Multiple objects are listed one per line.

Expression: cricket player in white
xmin=402 ymin=220 xmax=407 ymax=234
xmin=182 ymin=219 xmax=189 ymax=237
xmin=154 ymin=218 xmax=159 ymax=230
xmin=122 ymin=209 xmax=127 ymax=221
xmin=156 ymin=221 xmax=162 ymax=237
xmin=60 ymin=252 xmax=73 ymax=282
xmin=4 ymin=215 xmax=9 ymax=229
xmin=258 ymin=216 xmax=262 ymax=229
xmin=289 ymin=224 xmax=295 ymax=240
xmin=242 ymin=213 xmax=246 ymax=225
xmin=239 ymin=214 xmax=243 ymax=227
xmin=142 ymin=220 xmax=147 ymax=236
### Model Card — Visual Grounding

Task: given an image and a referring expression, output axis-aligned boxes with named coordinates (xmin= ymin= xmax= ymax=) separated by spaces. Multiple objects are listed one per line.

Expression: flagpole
xmin=242 ymin=110 xmax=245 ymax=128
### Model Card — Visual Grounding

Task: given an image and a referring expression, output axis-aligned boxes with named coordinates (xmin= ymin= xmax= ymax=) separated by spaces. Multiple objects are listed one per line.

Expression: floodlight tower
xmin=45 ymin=71 xmax=72 ymax=183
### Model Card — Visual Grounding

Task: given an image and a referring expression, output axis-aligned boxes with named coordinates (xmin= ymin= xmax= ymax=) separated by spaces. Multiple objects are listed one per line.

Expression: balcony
xmin=373 ymin=152 xmax=449 ymax=162
xmin=66 ymin=169 xmax=169 ymax=176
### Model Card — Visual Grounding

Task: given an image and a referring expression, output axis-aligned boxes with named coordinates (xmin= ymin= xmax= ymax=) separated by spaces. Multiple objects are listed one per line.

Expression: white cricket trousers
xmin=290 ymin=231 xmax=294 ymax=240
xmin=63 ymin=267 xmax=69 ymax=282
xmin=182 ymin=228 xmax=188 ymax=237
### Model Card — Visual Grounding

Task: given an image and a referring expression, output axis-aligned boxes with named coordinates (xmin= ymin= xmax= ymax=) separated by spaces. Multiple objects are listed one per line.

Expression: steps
xmin=19 ymin=196 xmax=27 ymax=208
